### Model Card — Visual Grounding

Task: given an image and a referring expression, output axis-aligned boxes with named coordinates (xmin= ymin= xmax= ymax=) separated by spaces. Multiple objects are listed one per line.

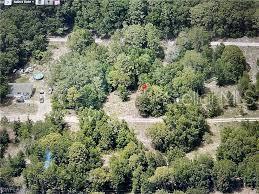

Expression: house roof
xmin=8 ymin=83 xmax=33 ymax=95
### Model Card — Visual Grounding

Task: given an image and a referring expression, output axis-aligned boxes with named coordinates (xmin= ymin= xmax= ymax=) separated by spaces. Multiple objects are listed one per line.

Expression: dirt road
xmin=48 ymin=36 xmax=68 ymax=43
xmin=207 ymin=117 xmax=259 ymax=123
xmin=211 ymin=41 xmax=259 ymax=47
xmin=119 ymin=116 xmax=163 ymax=123
xmin=120 ymin=116 xmax=259 ymax=124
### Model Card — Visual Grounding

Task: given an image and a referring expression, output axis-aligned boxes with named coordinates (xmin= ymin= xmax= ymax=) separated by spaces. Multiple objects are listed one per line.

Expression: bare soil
xmin=210 ymin=188 xmax=257 ymax=194
xmin=64 ymin=110 xmax=80 ymax=132
xmin=239 ymin=46 xmax=259 ymax=83
xmin=103 ymin=91 xmax=158 ymax=151
xmin=103 ymin=91 xmax=140 ymax=118
xmin=186 ymin=122 xmax=240 ymax=160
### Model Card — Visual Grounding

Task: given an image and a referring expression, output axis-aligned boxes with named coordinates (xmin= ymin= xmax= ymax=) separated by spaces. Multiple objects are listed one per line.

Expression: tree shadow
xmin=0 ymin=97 xmax=13 ymax=107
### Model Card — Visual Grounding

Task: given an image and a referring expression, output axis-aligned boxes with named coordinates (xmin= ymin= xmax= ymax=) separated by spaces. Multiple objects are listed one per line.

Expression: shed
xmin=7 ymin=83 xmax=34 ymax=100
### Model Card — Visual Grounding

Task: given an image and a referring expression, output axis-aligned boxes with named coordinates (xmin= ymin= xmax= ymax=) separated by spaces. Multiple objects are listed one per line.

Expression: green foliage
xmin=0 ymin=129 xmax=9 ymax=158
xmin=2 ymin=2 xmax=259 ymax=193
xmin=107 ymin=24 xmax=163 ymax=100
xmin=89 ymin=167 xmax=111 ymax=191
xmin=217 ymin=123 xmax=258 ymax=164
xmin=127 ymin=0 xmax=147 ymax=25
xmin=190 ymin=1 xmax=257 ymax=37
xmin=68 ymin=141 xmax=101 ymax=173
xmin=238 ymin=72 xmax=251 ymax=96
xmin=51 ymin=46 xmax=109 ymax=109
xmin=72 ymin=0 xmax=257 ymax=38
xmin=149 ymin=101 xmax=207 ymax=152
xmin=238 ymin=72 xmax=257 ymax=110
xmin=108 ymin=53 xmax=135 ymax=89
xmin=24 ymin=129 xmax=102 ymax=192
xmin=213 ymin=43 xmax=225 ymax=62
xmin=0 ymin=6 xmax=59 ymax=99
xmin=166 ymin=148 xmax=185 ymax=165
xmin=68 ymin=28 xmax=94 ymax=53
xmin=109 ymin=143 xmax=166 ymax=192
xmin=8 ymin=151 xmax=26 ymax=177
xmin=185 ymin=188 xmax=206 ymax=194
xmin=171 ymin=67 xmax=205 ymax=97
xmin=213 ymin=160 xmax=237 ymax=193
xmin=176 ymin=27 xmax=211 ymax=53
xmin=136 ymin=85 xmax=169 ymax=117
xmin=216 ymin=46 xmax=246 ymax=85
xmin=79 ymin=108 xmax=137 ymax=151
xmin=244 ymin=85 xmax=257 ymax=110
xmin=118 ymin=84 xmax=129 ymax=101
xmin=149 ymin=156 xmax=214 ymax=193
xmin=0 ymin=76 xmax=9 ymax=100
xmin=227 ymin=91 xmax=235 ymax=107
xmin=180 ymin=50 xmax=211 ymax=78
xmin=238 ymin=155 xmax=257 ymax=188
xmin=155 ymin=190 xmax=171 ymax=194
xmin=256 ymin=72 xmax=259 ymax=95
xmin=206 ymin=92 xmax=222 ymax=118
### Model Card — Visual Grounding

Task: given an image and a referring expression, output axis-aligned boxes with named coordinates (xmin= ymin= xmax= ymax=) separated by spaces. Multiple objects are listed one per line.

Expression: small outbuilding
xmin=7 ymin=83 xmax=34 ymax=100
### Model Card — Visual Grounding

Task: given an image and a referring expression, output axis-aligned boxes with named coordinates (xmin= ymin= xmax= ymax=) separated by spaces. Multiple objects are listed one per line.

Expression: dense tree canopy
xmin=0 ymin=5 xmax=70 ymax=99
xmin=149 ymin=100 xmax=207 ymax=152
xmin=190 ymin=0 xmax=257 ymax=38
xmin=217 ymin=123 xmax=258 ymax=164
xmin=51 ymin=44 xmax=109 ymax=109
xmin=216 ymin=45 xmax=246 ymax=85
xmin=68 ymin=28 xmax=94 ymax=53
xmin=1 ymin=1 xmax=259 ymax=193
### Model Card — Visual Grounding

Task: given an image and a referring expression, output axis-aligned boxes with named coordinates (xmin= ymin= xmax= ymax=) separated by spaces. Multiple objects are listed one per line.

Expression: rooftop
xmin=8 ymin=83 xmax=34 ymax=96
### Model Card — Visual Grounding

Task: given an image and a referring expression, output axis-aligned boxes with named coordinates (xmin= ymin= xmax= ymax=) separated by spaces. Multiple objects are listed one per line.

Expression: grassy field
xmin=15 ymin=75 xmax=30 ymax=83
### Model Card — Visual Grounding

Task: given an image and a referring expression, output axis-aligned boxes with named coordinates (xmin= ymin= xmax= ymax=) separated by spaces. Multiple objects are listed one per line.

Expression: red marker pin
xmin=142 ymin=83 xmax=148 ymax=91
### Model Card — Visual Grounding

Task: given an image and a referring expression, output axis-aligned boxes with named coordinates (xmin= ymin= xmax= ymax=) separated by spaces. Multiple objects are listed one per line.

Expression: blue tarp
xmin=44 ymin=150 xmax=52 ymax=169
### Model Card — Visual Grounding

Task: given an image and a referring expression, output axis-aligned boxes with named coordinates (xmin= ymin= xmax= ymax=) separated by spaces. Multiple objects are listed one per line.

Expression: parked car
xmin=16 ymin=96 xmax=25 ymax=103
xmin=48 ymin=87 xmax=53 ymax=94
xmin=40 ymin=95 xmax=44 ymax=103
xmin=40 ymin=89 xmax=44 ymax=94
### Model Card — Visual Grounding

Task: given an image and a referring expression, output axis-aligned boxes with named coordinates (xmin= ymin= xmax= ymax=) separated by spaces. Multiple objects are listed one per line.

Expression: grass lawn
xmin=15 ymin=76 xmax=30 ymax=83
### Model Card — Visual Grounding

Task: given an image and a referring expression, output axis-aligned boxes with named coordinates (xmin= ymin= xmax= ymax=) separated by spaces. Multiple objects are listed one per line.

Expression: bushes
xmin=0 ymin=130 xmax=9 ymax=158
xmin=213 ymin=160 xmax=237 ymax=193
xmin=190 ymin=1 xmax=257 ymax=38
xmin=68 ymin=28 xmax=94 ymax=53
xmin=51 ymin=47 xmax=109 ymax=110
xmin=216 ymin=46 xmax=246 ymax=85
xmin=216 ymin=124 xmax=257 ymax=164
xmin=8 ymin=152 xmax=26 ymax=177
xmin=238 ymin=155 xmax=257 ymax=188
xmin=136 ymin=85 xmax=169 ymax=117
xmin=206 ymin=93 xmax=222 ymax=118
xmin=79 ymin=108 xmax=137 ymax=151
xmin=149 ymin=101 xmax=207 ymax=152
xmin=148 ymin=156 xmax=214 ymax=193
xmin=238 ymin=72 xmax=258 ymax=110
xmin=73 ymin=0 xmax=257 ymax=38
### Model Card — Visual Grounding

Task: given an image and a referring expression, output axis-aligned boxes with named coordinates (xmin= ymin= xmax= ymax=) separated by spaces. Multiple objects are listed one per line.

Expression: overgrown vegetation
xmin=1 ymin=1 xmax=259 ymax=193
xmin=0 ymin=5 xmax=72 ymax=100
